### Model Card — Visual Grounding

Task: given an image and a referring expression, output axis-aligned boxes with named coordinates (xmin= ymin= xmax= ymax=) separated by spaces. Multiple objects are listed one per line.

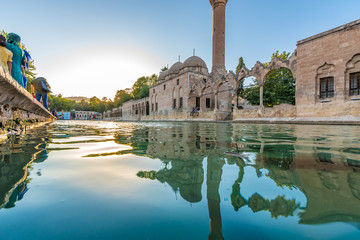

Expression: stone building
xmin=295 ymin=20 xmax=360 ymax=117
xmin=75 ymin=111 xmax=100 ymax=120
xmin=105 ymin=0 xmax=360 ymax=123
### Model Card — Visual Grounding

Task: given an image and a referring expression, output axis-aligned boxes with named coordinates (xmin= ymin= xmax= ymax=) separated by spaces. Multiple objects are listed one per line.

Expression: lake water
xmin=1 ymin=120 xmax=360 ymax=240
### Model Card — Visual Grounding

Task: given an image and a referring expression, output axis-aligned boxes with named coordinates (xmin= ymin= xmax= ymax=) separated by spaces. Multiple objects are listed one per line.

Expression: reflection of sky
xmin=1 ymin=121 xmax=360 ymax=239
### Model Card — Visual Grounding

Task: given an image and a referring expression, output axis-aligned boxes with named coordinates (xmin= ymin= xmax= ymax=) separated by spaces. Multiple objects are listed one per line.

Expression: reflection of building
xmin=115 ymin=123 xmax=360 ymax=233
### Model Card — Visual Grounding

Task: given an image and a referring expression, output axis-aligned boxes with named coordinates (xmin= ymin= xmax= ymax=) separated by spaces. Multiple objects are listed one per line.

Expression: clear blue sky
xmin=2 ymin=0 xmax=360 ymax=98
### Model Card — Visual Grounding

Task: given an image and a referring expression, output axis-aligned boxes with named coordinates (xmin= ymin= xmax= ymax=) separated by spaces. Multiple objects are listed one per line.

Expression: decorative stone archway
xmin=237 ymin=52 xmax=297 ymax=107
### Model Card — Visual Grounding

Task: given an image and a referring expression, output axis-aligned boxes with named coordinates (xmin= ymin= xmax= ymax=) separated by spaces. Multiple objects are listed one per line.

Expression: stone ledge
xmin=0 ymin=67 xmax=55 ymax=135
xmin=233 ymin=117 xmax=360 ymax=125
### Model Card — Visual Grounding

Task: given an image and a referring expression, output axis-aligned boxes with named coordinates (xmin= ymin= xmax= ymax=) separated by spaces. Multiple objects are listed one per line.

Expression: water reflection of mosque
xmin=115 ymin=123 xmax=360 ymax=238
xmin=0 ymin=130 xmax=49 ymax=210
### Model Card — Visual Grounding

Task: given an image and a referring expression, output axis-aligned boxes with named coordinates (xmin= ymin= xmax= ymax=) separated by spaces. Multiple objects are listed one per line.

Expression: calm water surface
xmin=1 ymin=120 xmax=360 ymax=240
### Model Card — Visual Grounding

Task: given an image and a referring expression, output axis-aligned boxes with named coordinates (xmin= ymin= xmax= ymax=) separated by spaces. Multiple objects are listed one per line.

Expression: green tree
xmin=131 ymin=74 xmax=158 ymax=100
xmin=49 ymin=94 xmax=76 ymax=111
xmin=239 ymin=51 xmax=295 ymax=107
xmin=160 ymin=66 xmax=168 ymax=72
xmin=114 ymin=89 xmax=133 ymax=107
xmin=236 ymin=57 xmax=246 ymax=96
xmin=89 ymin=96 xmax=104 ymax=113
xmin=236 ymin=57 xmax=245 ymax=75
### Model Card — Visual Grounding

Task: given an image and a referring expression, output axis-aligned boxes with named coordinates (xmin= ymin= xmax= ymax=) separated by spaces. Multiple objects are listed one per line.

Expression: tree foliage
xmin=236 ymin=57 xmax=245 ymax=75
xmin=239 ymin=51 xmax=295 ymax=107
xmin=49 ymin=94 xmax=76 ymax=111
xmin=114 ymin=89 xmax=133 ymax=107
xmin=131 ymin=74 xmax=157 ymax=100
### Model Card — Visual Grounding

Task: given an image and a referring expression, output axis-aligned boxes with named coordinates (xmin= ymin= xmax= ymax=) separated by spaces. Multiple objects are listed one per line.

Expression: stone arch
xmin=263 ymin=66 xmax=296 ymax=106
xmin=345 ymin=53 xmax=360 ymax=98
xmin=155 ymin=94 xmax=158 ymax=111
xmin=178 ymin=87 xmax=184 ymax=108
xmin=216 ymin=82 xmax=233 ymax=112
xmin=236 ymin=54 xmax=298 ymax=107
xmin=201 ymin=86 xmax=215 ymax=111
xmin=188 ymin=90 xmax=200 ymax=110
xmin=146 ymin=101 xmax=150 ymax=115
xmin=151 ymin=94 xmax=155 ymax=112
xmin=172 ymin=87 xmax=178 ymax=109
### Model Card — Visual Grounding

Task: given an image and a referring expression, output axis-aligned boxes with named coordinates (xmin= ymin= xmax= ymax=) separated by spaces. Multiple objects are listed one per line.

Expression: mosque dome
xmin=158 ymin=70 xmax=169 ymax=81
xmin=168 ymin=62 xmax=184 ymax=75
xmin=183 ymin=56 xmax=208 ymax=69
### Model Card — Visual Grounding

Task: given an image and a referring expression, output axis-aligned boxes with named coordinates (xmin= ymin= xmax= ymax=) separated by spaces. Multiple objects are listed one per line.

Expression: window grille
xmin=320 ymin=77 xmax=334 ymax=98
xmin=350 ymin=72 xmax=360 ymax=96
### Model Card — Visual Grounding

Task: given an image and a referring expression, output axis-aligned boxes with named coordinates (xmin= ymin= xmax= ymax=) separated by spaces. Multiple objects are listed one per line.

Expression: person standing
xmin=0 ymin=35 xmax=13 ymax=74
xmin=31 ymin=77 xmax=51 ymax=110
xmin=6 ymin=33 xmax=25 ymax=87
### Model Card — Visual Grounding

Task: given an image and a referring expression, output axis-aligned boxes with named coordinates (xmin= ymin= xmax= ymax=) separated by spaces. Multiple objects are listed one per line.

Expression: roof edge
xmin=297 ymin=19 xmax=360 ymax=46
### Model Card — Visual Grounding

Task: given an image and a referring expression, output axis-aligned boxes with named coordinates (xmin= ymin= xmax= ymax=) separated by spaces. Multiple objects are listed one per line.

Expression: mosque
xmin=106 ymin=0 xmax=360 ymax=123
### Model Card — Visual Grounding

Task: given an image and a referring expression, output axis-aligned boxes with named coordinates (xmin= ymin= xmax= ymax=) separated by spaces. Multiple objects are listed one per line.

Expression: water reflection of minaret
xmin=207 ymin=155 xmax=225 ymax=240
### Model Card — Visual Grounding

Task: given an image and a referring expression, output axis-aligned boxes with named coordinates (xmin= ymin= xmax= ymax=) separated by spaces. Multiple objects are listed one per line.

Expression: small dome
xmin=169 ymin=62 xmax=183 ymax=75
xmin=158 ymin=70 xmax=169 ymax=81
xmin=183 ymin=56 xmax=207 ymax=69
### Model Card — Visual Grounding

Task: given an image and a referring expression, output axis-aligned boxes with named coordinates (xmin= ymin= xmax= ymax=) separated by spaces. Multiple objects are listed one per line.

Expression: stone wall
xmin=233 ymin=104 xmax=296 ymax=119
xmin=296 ymin=19 xmax=360 ymax=117
xmin=0 ymin=67 xmax=55 ymax=135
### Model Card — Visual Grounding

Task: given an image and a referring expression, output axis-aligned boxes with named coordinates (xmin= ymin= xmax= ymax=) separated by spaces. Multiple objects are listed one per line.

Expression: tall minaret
xmin=209 ymin=0 xmax=228 ymax=73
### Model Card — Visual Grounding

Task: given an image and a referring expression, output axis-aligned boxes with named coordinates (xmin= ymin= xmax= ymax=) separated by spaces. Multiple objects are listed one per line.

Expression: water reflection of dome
xmin=156 ymin=164 xmax=204 ymax=203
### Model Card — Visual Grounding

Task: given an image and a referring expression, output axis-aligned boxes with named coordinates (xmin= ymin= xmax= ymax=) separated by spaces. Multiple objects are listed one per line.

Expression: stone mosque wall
xmin=295 ymin=19 xmax=360 ymax=117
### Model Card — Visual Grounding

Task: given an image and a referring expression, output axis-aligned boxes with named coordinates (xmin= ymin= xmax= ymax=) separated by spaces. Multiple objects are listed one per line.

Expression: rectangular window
xmin=156 ymin=103 xmax=158 ymax=111
xmin=320 ymin=77 xmax=334 ymax=98
xmin=206 ymin=98 xmax=211 ymax=108
xmin=153 ymin=89 xmax=155 ymax=93
xmin=203 ymin=79 xmax=207 ymax=84
xmin=164 ymin=84 xmax=166 ymax=90
xmin=177 ymin=79 xmax=179 ymax=85
xmin=152 ymin=104 xmax=154 ymax=111
xmin=179 ymin=97 xmax=183 ymax=108
xmin=196 ymin=97 xmax=200 ymax=108
xmin=173 ymin=99 xmax=177 ymax=109
xmin=350 ymin=72 xmax=360 ymax=96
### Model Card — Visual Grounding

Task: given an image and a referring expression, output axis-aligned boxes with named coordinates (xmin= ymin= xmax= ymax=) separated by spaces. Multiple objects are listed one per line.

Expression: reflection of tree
xmin=229 ymin=162 xmax=301 ymax=219
xmin=115 ymin=128 xmax=150 ymax=156
xmin=269 ymin=196 xmax=300 ymax=219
